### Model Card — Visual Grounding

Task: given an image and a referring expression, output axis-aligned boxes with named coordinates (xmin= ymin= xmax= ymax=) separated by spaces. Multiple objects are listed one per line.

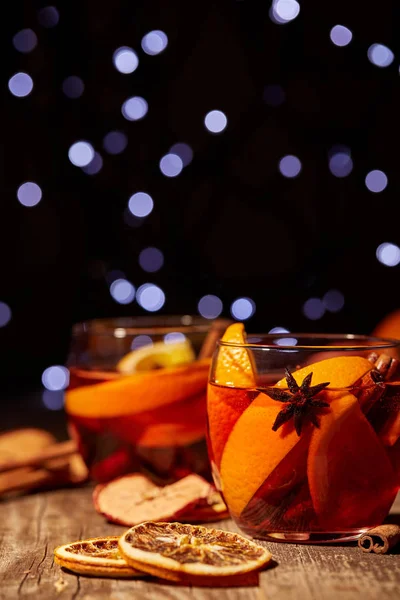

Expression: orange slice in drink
xmin=220 ymin=356 xmax=373 ymax=517
xmin=118 ymin=521 xmax=272 ymax=585
xmin=208 ymin=323 xmax=256 ymax=469
xmin=214 ymin=323 xmax=255 ymax=388
xmin=308 ymin=392 xmax=398 ymax=529
xmin=65 ymin=359 xmax=210 ymax=418
xmin=54 ymin=536 xmax=145 ymax=578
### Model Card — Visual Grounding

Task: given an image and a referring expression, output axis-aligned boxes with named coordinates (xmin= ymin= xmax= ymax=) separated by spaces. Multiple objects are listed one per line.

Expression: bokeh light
xmin=330 ymin=25 xmax=352 ymax=47
xmin=82 ymin=152 xmax=103 ymax=175
xmin=62 ymin=76 xmax=84 ymax=99
xmin=103 ymin=131 xmax=128 ymax=155
xmin=8 ymin=72 xmax=33 ymax=98
xmin=139 ymin=247 xmax=164 ymax=273
xmin=0 ymin=302 xmax=12 ymax=327
xmin=270 ymin=0 xmax=300 ymax=24
xmin=302 ymin=298 xmax=325 ymax=320
xmin=367 ymin=44 xmax=394 ymax=68
xmin=275 ymin=337 xmax=298 ymax=346
xmin=13 ymin=29 xmax=38 ymax=53
xmin=141 ymin=30 xmax=168 ymax=55
xmin=328 ymin=149 xmax=353 ymax=178
xmin=128 ymin=192 xmax=154 ymax=217
xmin=322 ymin=289 xmax=345 ymax=312
xmin=376 ymin=243 xmax=400 ymax=267
xmin=279 ymin=155 xmax=302 ymax=178
xmin=42 ymin=365 xmax=70 ymax=391
xmin=131 ymin=335 xmax=153 ymax=349
xmin=230 ymin=297 xmax=256 ymax=320
xmin=113 ymin=47 xmax=139 ymax=74
xmin=204 ymin=110 xmax=228 ymax=134
xmin=17 ymin=182 xmax=42 ymax=207
xmin=122 ymin=96 xmax=148 ymax=121
xmin=159 ymin=153 xmax=183 ymax=177
xmin=164 ymin=332 xmax=186 ymax=344
xmin=269 ymin=327 xmax=290 ymax=334
xmin=68 ymin=141 xmax=95 ymax=167
xmin=136 ymin=284 xmax=165 ymax=312
xmin=198 ymin=295 xmax=223 ymax=319
xmin=37 ymin=6 xmax=59 ymax=28
xmin=42 ymin=391 xmax=64 ymax=411
xmin=365 ymin=170 xmax=388 ymax=193
xmin=263 ymin=84 xmax=286 ymax=106
xmin=110 ymin=279 xmax=136 ymax=304
xmin=169 ymin=143 xmax=193 ymax=167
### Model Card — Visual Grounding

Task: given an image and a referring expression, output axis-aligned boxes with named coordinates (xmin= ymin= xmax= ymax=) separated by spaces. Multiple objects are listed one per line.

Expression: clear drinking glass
xmin=65 ymin=315 xmax=230 ymax=483
xmin=207 ymin=333 xmax=400 ymax=543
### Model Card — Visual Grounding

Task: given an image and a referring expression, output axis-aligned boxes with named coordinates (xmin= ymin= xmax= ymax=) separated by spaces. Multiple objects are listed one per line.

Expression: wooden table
xmin=0 ymin=485 xmax=399 ymax=600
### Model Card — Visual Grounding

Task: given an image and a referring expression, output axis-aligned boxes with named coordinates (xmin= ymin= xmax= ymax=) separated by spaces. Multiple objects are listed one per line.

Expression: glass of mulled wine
xmin=207 ymin=325 xmax=400 ymax=543
xmin=65 ymin=315 xmax=230 ymax=484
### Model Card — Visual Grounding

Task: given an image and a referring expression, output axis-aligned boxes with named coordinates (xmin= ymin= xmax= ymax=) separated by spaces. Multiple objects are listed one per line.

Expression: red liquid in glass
xmin=207 ymin=382 xmax=400 ymax=540
xmin=67 ymin=367 xmax=211 ymax=483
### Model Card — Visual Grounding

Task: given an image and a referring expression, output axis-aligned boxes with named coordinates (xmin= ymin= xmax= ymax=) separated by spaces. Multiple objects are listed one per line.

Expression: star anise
xmin=259 ymin=368 xmax=331 ymax=436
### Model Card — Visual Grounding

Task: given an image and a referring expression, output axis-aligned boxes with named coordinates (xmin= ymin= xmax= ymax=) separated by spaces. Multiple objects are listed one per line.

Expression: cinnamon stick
xmin=0 ymin=439 xmax=77 ymax=474
xmin=358 ymin=524 xmax=400 ymax=554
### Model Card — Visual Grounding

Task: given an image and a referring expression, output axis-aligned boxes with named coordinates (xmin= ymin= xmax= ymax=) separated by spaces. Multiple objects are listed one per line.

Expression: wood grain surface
xmin=0 ymin=486 xmax=399 ymax=600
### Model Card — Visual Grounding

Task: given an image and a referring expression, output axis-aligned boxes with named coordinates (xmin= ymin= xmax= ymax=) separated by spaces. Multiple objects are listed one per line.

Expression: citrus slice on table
xmin=93 ymin=473 xmax=212 ymax=526
xmin=54 ymin=536 xmax=145 ymax=578
xmin=220 ymin=356 xmax=374 ymax=516
xmin=118 ymin=521 xmax=272 ymax=584
xmin=208 ymin=323 xmax=256 ymax=469
xmin=65 ymin=359 xmax=210 ymax=418
xmin=116 ymin=339 xmax=196 ymax=374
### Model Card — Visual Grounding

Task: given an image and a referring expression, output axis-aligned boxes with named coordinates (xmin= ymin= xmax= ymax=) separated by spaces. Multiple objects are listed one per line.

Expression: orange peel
xmin=65 ymin=359 xmax=210 ymax=418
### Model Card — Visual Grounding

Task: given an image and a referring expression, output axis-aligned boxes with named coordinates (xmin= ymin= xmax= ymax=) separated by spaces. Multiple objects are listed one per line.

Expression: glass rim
xmin=72 ymin=315 xmax=231 ymax=337
xmin=218 ymin=332 xmax=400 ymax=351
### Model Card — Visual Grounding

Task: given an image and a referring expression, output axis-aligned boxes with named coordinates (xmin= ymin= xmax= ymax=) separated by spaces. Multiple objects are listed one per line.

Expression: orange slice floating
xmin=208 ymin=323 xmax=256 ymax=470
xmin=220 ymin=356 xmax=374 ymax=517
xmin=54 ymin=536 xmax=145 ymax=578
xmin=65 ymin=359 xmax=210 ymax=418
xmin=118 ymin=521 xmax=272 ymax=585
xmin=308 ymin=392 xmax=398 ymax=530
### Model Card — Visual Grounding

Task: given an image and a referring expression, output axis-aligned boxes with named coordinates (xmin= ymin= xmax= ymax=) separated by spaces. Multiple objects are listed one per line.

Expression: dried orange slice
xmin=93 ymin=473 xmax=212 ymax=526
xmin=118 ymin=521 xmax=272 ymax=584
xmin=54 ymin=536 xmax=145 ymax=578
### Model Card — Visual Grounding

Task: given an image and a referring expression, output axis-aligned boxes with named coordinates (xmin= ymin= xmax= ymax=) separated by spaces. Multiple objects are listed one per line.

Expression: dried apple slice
xmin=93 ymin=473 xmax=212 ymax=526
xmin=176 ymin=489 xmax=229 ymax=523
xmin=118 ymin=521 xmax=272 ymax=585
xmin=54 ymin=536 xmax=145 ymax=578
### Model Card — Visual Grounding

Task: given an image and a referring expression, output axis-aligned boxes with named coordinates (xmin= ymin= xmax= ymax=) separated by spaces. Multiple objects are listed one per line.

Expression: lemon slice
xmin=119 ymin=521 xmax=272 ymax=584
xmin=116 ymin=339 xmax=196 ymax=374
xmin=54 ymin=536 xmax=146 ymax=578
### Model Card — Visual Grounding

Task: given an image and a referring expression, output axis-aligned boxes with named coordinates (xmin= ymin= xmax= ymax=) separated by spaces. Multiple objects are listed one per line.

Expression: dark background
xmin=2 ymin=0 xmax=400 ymax=398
